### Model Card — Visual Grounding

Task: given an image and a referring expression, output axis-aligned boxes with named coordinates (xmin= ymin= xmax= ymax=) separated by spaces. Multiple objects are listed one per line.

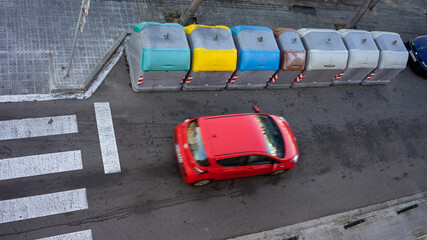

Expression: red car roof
xmin=198 ymin=114 xmax=267 ymax=158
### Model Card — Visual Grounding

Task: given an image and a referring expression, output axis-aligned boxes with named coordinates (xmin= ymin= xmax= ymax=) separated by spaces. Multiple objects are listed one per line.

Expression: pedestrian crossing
xmin=0 ymin=188 xmax=88 ymax=224
xmin=0 ymin=112 xmax=101 ymax=239
xmin=0 ymin=115 xmax=78 ymax=141
xmin=0 ymin=150 xmax=82 ymax=181
xmin=36 ymin=229 xmax=93 ymax=240
xmin=94 ymin=102 xmax=121 ymax=174
xmin=0 ymin=103 xmax=121 ymax=239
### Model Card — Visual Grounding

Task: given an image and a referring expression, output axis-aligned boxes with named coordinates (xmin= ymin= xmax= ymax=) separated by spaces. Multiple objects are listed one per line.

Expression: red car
xmin=173 ymin=107 xmax=299 ymax=186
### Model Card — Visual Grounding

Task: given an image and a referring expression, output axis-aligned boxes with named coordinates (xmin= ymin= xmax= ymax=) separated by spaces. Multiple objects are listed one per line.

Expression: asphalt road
xmin=0 ymin=55 xmax=426 ymax=239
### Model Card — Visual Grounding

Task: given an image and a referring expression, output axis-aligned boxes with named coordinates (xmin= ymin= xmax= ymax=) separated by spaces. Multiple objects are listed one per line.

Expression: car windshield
xmin=187 ymin=119 xmax=209 ymax=166
xmin=255 ymin=115 xmax=285 ymax=158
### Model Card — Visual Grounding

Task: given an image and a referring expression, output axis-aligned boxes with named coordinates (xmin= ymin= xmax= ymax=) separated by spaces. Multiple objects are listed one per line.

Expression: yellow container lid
xmin=192 ymin=48 xmax=237 ymax=72
xmin=185 ymin=24 xmax=231 ymax=35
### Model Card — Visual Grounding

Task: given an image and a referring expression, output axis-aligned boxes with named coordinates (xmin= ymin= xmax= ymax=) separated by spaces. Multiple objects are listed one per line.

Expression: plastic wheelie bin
xmin=126 ymin=22 xmax=191 ymax=92
xmin=226 ymin=26 xmax=280 ymax=89
xmin=362 ymin=31 xmax=408 ymax=85
xmin=293 ymin=28 xmax=348 ymax=88
xmin=182 ymin=24 xmax=237 ymax=90
xmin=267 ymin=28 xmax=306 ymax=89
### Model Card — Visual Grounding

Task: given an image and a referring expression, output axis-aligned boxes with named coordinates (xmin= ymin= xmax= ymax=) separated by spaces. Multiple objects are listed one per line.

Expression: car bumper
xmin=174 ymin=122 xmax=207 ymax=184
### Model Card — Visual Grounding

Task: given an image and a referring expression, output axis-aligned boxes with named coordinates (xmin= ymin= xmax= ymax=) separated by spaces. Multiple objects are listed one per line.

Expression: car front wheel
xmin=192 ymin=179 xmax=212 ymax=187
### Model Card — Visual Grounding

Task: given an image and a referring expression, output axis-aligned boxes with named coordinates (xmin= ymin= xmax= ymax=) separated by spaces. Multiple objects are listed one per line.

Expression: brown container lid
xmin=273 ymin=28 xmax=297 ymax=38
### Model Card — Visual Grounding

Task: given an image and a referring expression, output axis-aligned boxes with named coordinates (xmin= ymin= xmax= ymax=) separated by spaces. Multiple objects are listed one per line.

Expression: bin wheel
xmin=269 ymin=169 xmax=288 ymax=176
xmin=192 ymin=179 xmax=212 ymax=187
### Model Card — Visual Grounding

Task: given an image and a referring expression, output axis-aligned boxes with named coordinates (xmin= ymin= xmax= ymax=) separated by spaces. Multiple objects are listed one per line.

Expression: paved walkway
xmin=0 ymin=0 xmax=133 ymax=95
xmin=0 ymin=0 xmax=426 ymax=96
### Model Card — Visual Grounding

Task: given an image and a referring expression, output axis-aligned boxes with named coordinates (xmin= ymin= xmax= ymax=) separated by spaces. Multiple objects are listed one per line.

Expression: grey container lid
xmin=140 ymin=25 xmax=189 ymax=49
xmin=298 ymin=28 xmax=347 ymax=51
xmin=188 ymin=28 xmax=235 ymax=50
xmin=297 ymin=28 xmax=348 ymax=70
xmin=275 ymin=29 xmax=305 ymax=52
xmin=338 ymin=29 xmax=379 ymax=69
xmin=234 ymin=29 xmax=278 ymax=50
xmin=338 ymin=29 xmax=378 ymax=51
xmin=370 ymin=31 xmax=408 ymax=69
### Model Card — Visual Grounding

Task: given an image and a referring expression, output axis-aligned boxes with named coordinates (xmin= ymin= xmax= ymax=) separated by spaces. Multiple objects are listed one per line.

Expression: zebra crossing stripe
xmin=0 ymin=150 xmax=82 ymax=181
xmin=0 ymin=115 xmax=78 ymax=141
xmin=94 ymin=102 xmax=121 ymax=174
xmin=0 ymin=188 xmax=88 ymax=224
xmin=36 ymin=229 xmax=93 ymax=240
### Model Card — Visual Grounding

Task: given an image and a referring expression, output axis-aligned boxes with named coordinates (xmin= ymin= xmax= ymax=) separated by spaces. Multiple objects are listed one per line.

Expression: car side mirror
xmin=252 ymin=106 xmax=261 ymax=113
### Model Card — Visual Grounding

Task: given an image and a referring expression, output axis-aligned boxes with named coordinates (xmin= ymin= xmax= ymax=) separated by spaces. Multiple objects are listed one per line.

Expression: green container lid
xmin=133 ymin=22 xmax=184 ymax=33
xmin=142 ymin=47 xmax=191 ymax=72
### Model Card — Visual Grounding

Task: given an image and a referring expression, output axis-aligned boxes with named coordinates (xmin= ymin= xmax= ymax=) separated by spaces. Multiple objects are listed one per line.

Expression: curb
xmin=50 ymin=31 xmax=130 ymax=93
xmin=230 ymin=191 xmax=427 ymax=240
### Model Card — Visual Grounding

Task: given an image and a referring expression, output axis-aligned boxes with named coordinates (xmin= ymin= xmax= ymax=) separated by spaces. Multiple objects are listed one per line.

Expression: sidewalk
xmin=0 ymin=0 xmax=426 ymax=99
xmin=230 ymin=191 xmax=427 ymax=240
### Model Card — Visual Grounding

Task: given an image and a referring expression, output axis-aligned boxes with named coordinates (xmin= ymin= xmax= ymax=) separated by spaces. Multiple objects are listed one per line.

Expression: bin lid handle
xmin=324 ymin=64 xmax=336 ymax=67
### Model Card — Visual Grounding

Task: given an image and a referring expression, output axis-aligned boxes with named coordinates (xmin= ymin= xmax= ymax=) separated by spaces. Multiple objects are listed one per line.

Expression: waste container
xmin=266 ymin=28 xmax=306 ymax=89
xmin=226 ymin=26 xmax=280 ymax=89
xmin=126 ymin=22 xmax=191 ymax=92
xmin=333 ymin=29 xmax=380 ymax=85
xmin=293 ymin=28 xmax=348 ymax=88
xmin=362 ymin=31 xmax=408 ymax=85
xmin=182 ymin=24 xmax=237 ymax=90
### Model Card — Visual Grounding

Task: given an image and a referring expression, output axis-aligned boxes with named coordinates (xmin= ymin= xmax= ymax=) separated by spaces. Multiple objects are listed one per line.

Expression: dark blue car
xmin=406 ymin=36 xmax=427 ymax=79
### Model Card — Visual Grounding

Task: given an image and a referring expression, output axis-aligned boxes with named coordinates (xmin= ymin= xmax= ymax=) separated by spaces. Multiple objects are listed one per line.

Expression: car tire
xmin=192 ymin=179 xmax=212 ymax=187
xmin=269 ymin=169 xmax=288 ymax=176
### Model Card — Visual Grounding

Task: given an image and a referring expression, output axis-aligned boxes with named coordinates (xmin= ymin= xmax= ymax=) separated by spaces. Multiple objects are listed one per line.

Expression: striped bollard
xmin=332 ymin=71 xmax=345 ymax=81
xmin=295 ymin=73 xmax=305 ymax=82
xmin=270 ymin=73 xmax=279 ymax=83
xmin=366 ymin=72 xmax=376 ymax=80
xmin=137 ymin=76 xmax=143 ymax=86
xmin=186 ymin=75 xmax=193 ymax=85
xmin=229 ymin=75 xmax=238 ymax=84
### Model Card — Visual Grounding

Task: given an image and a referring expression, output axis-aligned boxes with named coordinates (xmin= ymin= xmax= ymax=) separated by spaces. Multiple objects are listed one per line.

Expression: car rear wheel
xmin=269 ymin=169 xmax=287 ymax=176
xmin=192 ymin=179 xmax=212 ymax=187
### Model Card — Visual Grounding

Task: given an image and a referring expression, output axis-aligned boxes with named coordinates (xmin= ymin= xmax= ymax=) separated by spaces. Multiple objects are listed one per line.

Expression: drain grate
xmin=289 ymin=5 xmax=317 ymax=15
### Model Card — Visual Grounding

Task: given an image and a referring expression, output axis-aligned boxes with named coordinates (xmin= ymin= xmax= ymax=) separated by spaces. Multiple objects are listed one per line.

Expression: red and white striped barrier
xmin=332 ymin=71 xmax=345 ymax=81
xmin=295 ymin=73 xmax=305 ymax=82
xmin=229 ymin=75 xmax=238 ymax=84
xmin=137 ymin=76 xmax=143 ymax=86
xmin=180 ymin=76 xmax=186 ymax=84
xmin=270 ymin=73 xmax=279 ymax=83
xmin=186 ymin=75 xmax=193 ymax=85
xmin=366 ymin=72 xmax=376 ymax=80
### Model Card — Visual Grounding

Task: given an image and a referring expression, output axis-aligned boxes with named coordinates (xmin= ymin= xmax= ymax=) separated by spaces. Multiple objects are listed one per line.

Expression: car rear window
xmin=187 ymin=119 xmax=209 ymax=166
xmin=255 ymin=115 xmax=285 ymax=158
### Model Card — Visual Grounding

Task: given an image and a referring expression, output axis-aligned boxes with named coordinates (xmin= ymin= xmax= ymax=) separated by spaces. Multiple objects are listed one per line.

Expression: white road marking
xmin=36 ymin=229 xmax=93 ymax=240
xmin=94 ymin=102 xmax=121 ymax=174
xmin=0 ymin=188 xmax=88 ymax=224
xmin=0 ymin=115 xmax=78 ymax=141
xmin=0 ymin=150 xmax=82 ymax=181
